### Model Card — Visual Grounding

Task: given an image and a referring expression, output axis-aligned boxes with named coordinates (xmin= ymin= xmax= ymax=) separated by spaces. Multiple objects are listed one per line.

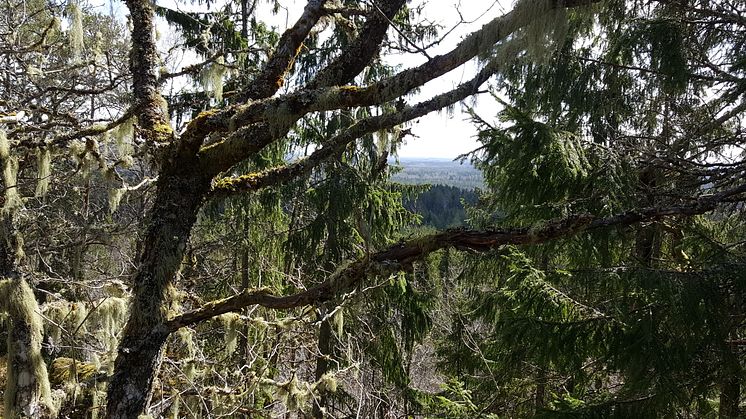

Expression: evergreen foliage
xmin=0 ymin=0 xmax=744 ymax=417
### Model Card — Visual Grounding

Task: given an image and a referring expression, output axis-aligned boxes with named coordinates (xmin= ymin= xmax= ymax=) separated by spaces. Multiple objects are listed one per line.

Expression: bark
xmin=237 ymin=0 xmax=329 ymax=102
xmin=125 ymin=0 xmax=171 ymax=142
xmin=210 ymin=60 xmax=500 ymax=197
xmin=312 ymin=309 xmax=334 ymax=418
xmin=105 ymin=172 xmax=211 ymax=418
xmin=307 ymin=0 xmax=407 ymax=89
xmin=718 ymin=350 xmax=742 ymax=418
xmin=0 ymin=278 xmax=54 ymax=419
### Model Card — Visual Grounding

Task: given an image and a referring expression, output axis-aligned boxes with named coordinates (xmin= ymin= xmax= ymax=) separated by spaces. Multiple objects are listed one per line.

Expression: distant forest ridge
xmin=390 ymin=157 xmax=484 ymax=189
xmin=392 ymin=158 xmax=482 ymax=228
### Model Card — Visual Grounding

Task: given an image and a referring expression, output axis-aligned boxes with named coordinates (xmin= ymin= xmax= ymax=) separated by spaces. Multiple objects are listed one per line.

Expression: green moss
xmin=187 ymin=110 xmax=217 ymax=132
xmin=153 ymin=121 xmax=174 ymax=140
xmin=213 ymin=173 xmax=261 ymax=192
xmin=0 ymin=278 xmax=55 ymax=417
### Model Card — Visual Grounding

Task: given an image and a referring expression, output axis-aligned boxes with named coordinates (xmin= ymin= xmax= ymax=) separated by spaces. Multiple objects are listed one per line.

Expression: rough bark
xmin=237 ymin=0 xmax=329 ymax=101
xmin=125 ymin=0 xmax=171 ymax=142
xmin=312 ymin=309 xmax=334 ymax=418
xmin=210 ymin=60 xmax=500 ymax=197
xmin=307 ymin=0 xmax=407 ymax=89
xmin=105 ymin=171 xmax=211 ymax=418
xmin=0 ymin=278 xmax=54 ymax=419
xmin=197 ymin=0 xmax=603 ymax=174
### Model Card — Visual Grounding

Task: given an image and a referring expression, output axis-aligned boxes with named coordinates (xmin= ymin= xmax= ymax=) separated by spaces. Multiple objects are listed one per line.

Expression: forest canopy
xmin=0 ymin=0 xmax=744 ymax=418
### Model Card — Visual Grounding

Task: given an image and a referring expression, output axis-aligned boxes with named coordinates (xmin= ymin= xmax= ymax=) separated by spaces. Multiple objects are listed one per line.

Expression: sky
xmin=98 ymin=0 xmax=510 ymax=159
xmin=389 ymin=1 xmax=506 ymax=159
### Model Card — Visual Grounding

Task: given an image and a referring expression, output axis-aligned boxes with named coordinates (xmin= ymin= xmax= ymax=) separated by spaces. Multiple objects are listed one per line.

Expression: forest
xmin=0 ymin=0 xmax=744 ymax=418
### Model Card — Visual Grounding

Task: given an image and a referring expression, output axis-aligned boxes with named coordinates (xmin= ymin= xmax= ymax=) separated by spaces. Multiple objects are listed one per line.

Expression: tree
xmin=0 ymin=0 xmax=744 ymax=417
xmin=439 ymin=1 xmax=746 ymax=416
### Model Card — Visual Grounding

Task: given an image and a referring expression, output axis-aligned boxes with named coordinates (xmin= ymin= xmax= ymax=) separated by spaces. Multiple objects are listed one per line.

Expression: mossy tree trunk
xmin=0 ymin=141 xmax=54 ymax=417
xmin=101 ymin=1 xmax=612 ymax=416
xmin=105 ymin=173 xmax=211 ymax=418
xmin=0 ymin=277 xmax=54 ymax=419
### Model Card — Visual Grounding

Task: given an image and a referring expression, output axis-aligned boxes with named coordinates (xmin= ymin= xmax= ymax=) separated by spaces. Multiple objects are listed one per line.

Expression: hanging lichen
xmin=107 ymin=188 xmax=126 ymax=214
xmin=200 ymin=56 xmax=227 ymax=102
xmin=68 ymin=2 xmax=84 ymax=61
xmin=0 ymin=129 xmax=22 ymax=211
xmin=332 ymin=308 xmax=344 ymax=338
xmin=87 ymin=297 xmax=128 ymax=364
xmin=90 ymin=382 xmax=106 ymax=419
xmin=113 ymin=117 xmax=135 ymax=159
xmin=173 ymin=328 xmax=197 ymax=381
xmin=42 ymin=301 xmax=89 ymax=347
xmin=219 ymin=313 xmax=241 ymax=357
xmin=274 ymin=375 xmax=311 ymax=412
xmin=168 ymin=390 xmax=180 ymax=418
xmin=92 ymin=31 xmax=104 ymax=65
xmin=35 ymin=148 xmax=51 ymax=197
xmin=315 ymin=372 xmax=338 ymax=393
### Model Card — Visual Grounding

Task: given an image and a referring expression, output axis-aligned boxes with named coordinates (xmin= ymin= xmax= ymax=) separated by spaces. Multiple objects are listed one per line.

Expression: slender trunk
xmin=240 ymin=0 xmax=249 ymax=39
xmin=534 ymin=366 xmax=546 ymax=414
xmin=105 ymin=174 xmax=210 ymax=418
xmin=0 ymin=130 xmax=54 ymax=417
xmin=718 ymin=350 xmax=741 ymax=419
xmin=1 ymin=278 xmax=54 ymax=418
xmin=239 ymin=211 xmax=250 ymax=359
xmin=312 ymin=308 xmax=333 ymax=418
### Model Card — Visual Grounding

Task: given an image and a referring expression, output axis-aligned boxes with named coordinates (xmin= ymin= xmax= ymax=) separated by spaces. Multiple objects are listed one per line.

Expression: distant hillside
xmin=403 ymin=184 xmax=478 ymax=229
xmin=390 ymin=158 xmax=484 ymax=189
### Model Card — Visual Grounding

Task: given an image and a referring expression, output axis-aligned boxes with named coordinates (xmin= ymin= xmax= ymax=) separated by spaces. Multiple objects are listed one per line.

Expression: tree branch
xmin=125 ymin=0 xmax=172 ymax=142
xmin=210 ymin=59 xmax=499 ymax=197
xmin=193 ymin=0 xmax=601 ymax=174
xmin=165 ymin=183 xmax=746 ymax=331
xmin=236 ymin=0 xmax=329 ymax=102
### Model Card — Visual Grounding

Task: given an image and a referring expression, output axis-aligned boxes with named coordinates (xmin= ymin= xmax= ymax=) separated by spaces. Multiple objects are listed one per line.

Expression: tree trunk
xmin=105 ymin=173 xmax=210 ymax=418
xmin=0 ymin=278 xmax=54 ymax=418
xmin=719 ymin=345 xmax=742 ymax=418
xmin=312 ymin=308 xmax=333 ymax=418
xmin=0 ymin=132 xmax=54 ymax=417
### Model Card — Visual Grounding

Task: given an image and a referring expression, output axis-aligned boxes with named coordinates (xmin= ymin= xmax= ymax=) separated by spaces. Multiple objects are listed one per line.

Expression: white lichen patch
xmin=68 ymin=2 xmax=84 ymax=61
xmin=35 ymin=148 xmax=52 ymax=197
xmin=200 ymin=56 xmax=227 ymax=102
xmin=107 ymin=188 xmax=126 ymax=214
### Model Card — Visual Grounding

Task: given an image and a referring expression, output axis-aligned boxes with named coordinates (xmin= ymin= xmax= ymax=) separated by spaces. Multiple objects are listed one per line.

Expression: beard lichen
xmin=218 ymin=312 xmax=241 ymax=357
xmin=107 ymin=188 xmax=126 ymax=214
xmin=0 ymin=130 xmax=22 ymax=212
xmin=35 ymin=149 xmax=52 ymax=198
xmin=200 ymin=56 xmax=227 ymax=102
xmin=67 ymin=2 xmax=84 ymax=61
xmin=41 ymin=301 xmax=88 ymax=347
